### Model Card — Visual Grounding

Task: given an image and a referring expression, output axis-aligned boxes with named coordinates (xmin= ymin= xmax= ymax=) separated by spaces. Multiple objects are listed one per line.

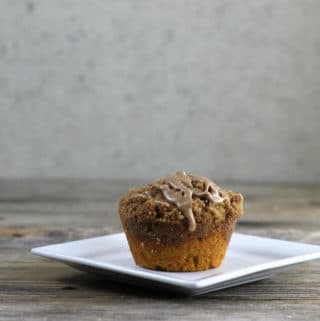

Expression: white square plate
xmin=31 ymin=233 xmax=320 ymax=295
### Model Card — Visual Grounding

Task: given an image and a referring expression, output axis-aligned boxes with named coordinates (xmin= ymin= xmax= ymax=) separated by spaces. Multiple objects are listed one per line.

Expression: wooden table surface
xmin=1 ymin=179 xmax=320 ymax=321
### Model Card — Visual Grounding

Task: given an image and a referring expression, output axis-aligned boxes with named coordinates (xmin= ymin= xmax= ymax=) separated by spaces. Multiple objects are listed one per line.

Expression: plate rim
xmin=31 ymin=232 xmax=320 ymax=290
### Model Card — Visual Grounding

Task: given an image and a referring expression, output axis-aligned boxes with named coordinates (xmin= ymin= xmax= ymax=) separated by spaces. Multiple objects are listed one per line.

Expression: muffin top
xmin=119 ymin=171 xmax=243 ymax=233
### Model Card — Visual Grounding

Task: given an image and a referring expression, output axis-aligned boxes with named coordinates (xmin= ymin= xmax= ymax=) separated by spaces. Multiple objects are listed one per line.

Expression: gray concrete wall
xmin=0 ymin=0 xmax=319 ymax=182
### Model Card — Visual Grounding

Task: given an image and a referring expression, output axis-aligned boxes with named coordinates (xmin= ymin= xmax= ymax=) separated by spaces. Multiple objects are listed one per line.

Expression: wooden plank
xmin=0 ymin=180 xmax=319 ymax=321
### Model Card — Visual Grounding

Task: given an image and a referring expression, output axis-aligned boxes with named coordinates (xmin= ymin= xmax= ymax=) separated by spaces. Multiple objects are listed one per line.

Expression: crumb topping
xmin=121 ymin=171 xmax=243 ymax=232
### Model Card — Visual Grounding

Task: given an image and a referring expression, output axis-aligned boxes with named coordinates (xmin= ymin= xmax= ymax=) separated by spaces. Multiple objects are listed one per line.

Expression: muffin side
xmin=121 ymin=213 xmax=238 ymax=271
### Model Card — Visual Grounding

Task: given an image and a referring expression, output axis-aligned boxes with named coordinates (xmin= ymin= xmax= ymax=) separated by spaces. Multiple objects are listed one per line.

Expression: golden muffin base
xmin=124 ymin=223 xmax=235 ymax=272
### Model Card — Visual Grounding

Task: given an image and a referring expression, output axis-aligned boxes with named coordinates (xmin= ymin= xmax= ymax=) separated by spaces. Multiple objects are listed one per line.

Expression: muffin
xmin=119 ymin=171 xmax=243 ymax=272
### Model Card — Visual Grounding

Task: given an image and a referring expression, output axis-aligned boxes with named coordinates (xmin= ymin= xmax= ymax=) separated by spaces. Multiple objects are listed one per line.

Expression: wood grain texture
xmin=0 ymin=179 xmax=320 ymax=321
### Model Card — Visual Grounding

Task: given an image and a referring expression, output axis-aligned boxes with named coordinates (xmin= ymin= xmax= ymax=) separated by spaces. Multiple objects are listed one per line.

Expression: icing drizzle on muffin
xmin=154 ymin=171 xmax=226 ymax=232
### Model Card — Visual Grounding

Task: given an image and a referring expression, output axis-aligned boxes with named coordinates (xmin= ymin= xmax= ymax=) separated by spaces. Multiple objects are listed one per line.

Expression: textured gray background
xmin=0 ymin=0 xmax=319 ymax=182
